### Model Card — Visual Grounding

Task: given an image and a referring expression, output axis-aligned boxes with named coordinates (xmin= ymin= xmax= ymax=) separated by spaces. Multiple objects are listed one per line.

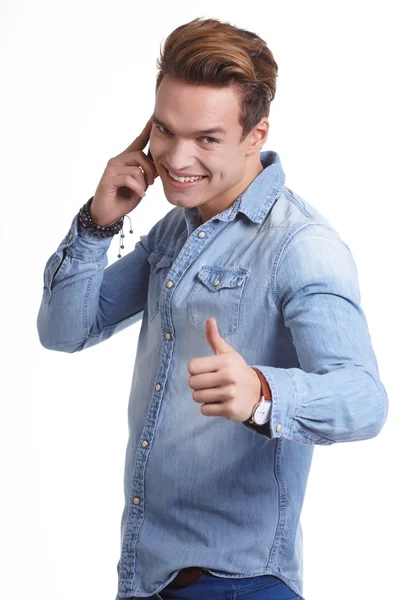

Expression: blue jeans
xmin=118 ymin=571 xmax=301 ymax=599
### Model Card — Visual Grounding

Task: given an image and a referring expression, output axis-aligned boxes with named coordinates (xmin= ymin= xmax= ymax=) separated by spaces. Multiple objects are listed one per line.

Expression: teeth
xmin=168 ymin=170 xmax=204 ymax=183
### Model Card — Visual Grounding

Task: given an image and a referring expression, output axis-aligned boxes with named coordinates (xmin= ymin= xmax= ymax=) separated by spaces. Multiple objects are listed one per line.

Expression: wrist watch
xmin=248 ymin=368 xmax=272 ymax=426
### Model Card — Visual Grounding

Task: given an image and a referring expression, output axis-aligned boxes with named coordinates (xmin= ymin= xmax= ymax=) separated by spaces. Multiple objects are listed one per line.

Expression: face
xmin=150 ymin=74 xmax=268 ymax=223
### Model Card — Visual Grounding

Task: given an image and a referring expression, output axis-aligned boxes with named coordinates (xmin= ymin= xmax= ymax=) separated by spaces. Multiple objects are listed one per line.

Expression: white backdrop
xmin=1 ymin=1 xmax=400 ymax=599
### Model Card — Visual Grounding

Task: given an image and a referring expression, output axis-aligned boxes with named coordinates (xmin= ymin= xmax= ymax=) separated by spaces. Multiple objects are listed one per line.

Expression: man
xmin=37 ymin=17 xmax=388 ymax=600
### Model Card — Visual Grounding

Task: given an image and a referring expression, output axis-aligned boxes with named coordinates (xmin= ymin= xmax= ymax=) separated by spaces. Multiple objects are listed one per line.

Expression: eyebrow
xmin=150 ymin=114 xmax=227 ymax=136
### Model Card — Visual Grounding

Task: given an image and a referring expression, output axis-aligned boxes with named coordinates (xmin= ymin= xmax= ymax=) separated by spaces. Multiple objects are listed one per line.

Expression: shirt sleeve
xmin=242 ymin=223 xmax=389 ymax=445
xmin=37 ymin=212 xmax=151 ymax=352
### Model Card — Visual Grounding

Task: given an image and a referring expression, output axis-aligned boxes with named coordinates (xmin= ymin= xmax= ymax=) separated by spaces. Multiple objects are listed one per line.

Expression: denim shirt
xmin=37 ymin=150 xmax=388 ymax=599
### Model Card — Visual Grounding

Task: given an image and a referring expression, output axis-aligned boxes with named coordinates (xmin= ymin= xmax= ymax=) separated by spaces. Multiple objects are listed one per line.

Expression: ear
xmin=246 ymin=118 xmax=269 ymax=155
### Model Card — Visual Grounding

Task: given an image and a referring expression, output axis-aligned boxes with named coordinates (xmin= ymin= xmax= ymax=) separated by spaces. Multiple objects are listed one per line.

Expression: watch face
xmin=254 ymin=400 xmax=272 ymax=425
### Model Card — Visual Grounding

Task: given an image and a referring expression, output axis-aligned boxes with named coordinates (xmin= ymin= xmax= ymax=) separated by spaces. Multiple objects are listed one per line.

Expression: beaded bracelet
xmin=77 ymin=196 xmax=134 ymax=258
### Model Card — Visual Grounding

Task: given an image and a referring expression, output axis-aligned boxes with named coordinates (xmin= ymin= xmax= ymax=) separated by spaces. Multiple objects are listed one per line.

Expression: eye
xmin=157 ymin=125 xmax=170 ymax=135
xmin=201 ymin=137 xmax=218 ymax=144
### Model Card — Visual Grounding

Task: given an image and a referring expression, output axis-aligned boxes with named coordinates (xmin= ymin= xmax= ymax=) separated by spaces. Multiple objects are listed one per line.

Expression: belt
xmin=168 ymin=566 xmax=204 ymax=587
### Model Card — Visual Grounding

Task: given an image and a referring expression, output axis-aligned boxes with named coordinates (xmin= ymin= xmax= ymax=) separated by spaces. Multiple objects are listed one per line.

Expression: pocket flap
xmin=196 ymin=265 xmax=249 ymax=292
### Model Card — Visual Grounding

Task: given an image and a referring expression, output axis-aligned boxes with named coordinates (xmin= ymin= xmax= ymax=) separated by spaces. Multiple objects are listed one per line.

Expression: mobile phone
xmin=147 ymin=147 xmax=154 ymax=163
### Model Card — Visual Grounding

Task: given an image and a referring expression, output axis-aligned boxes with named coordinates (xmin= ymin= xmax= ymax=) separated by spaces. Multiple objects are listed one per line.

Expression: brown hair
xmin=155 ymin=17 xmax=278 ymax=143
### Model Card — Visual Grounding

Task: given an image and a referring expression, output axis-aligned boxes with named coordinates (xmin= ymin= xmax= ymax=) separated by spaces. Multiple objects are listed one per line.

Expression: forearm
xmin=243 ymin=364 xmax=388 ymax=445
xmin=37 ymin=213 xmax=112 ymax=351
xmin=242 ymin=223 xmax=389 ymax=445
xmin=37 ymin=213 xmax=149 ymax=352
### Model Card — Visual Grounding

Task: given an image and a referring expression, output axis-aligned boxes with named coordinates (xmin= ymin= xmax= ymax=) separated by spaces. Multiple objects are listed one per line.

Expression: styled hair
xmin=155 ymin=17 xmax=278 ymax=143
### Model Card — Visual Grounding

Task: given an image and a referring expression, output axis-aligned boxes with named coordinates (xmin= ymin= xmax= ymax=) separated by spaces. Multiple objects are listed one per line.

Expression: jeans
xmin=117 ymin=571 xmax=300 ymax=599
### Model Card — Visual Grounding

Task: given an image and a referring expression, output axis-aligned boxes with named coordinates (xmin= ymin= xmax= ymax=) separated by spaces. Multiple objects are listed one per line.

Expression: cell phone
xmin=147 ymin=146 xmax=154 ymax=163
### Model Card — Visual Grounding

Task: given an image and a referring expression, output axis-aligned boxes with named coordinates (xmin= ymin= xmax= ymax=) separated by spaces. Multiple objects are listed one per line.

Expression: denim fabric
xmin=117 ymin=571 xmax=300 ymax=599
xmin=37 ymin=150 xmax=388 ymax=600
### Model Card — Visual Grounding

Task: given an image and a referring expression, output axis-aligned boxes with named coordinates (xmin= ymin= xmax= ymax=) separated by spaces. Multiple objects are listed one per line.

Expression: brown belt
xmin=168 ymin=566 xmax=204 ymax=586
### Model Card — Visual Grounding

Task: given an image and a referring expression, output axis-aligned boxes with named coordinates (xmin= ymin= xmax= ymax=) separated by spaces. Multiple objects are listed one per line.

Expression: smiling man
xmin=149 ymin=75 xmax=266 ymax=225
xmin=37 ymin=16 xmax=388 ymax=600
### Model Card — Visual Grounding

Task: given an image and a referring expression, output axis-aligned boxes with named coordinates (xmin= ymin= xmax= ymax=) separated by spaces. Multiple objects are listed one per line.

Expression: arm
xmin=244 ymin=223 xmax=388 ymax=445
xmin=37 ymin=212 xmax=151 ymax=352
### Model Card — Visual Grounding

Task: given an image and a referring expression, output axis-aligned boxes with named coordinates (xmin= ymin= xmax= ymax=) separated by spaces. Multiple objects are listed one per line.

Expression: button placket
xmin=124 ymin=223 xmax=221 ymax=584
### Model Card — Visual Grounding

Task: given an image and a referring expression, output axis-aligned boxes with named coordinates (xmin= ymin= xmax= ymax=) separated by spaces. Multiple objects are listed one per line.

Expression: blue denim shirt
xmin=37 ymin=150 xmax=388 ymax=599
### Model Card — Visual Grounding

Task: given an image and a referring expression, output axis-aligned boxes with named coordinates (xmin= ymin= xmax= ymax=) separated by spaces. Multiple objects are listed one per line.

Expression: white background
xmin=1 ymin=1 xmax=401 ymax=599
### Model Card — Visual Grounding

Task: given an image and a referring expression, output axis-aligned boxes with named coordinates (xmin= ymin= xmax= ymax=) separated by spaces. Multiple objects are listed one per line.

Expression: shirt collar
xmin=184 ymin=150 xmax=285 ymax=226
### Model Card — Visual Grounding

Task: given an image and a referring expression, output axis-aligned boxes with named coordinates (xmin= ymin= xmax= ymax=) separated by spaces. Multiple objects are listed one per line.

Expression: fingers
xmin=109 ymin=151 xmax=156 ymax=188
xmin=114 ymin=165 xmax=147 ymax=191
xmin=188 ymin=370 xmax=228 ymax=390
xmin=113 ymin=173 xmax=146 ymax=199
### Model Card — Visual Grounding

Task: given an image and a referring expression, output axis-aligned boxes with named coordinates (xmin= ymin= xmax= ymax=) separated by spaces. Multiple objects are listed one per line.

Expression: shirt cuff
xmin=57 ymin=212 xmax=115 ymax=260
xmin=241 ymin=365 xmax=297 ymax=440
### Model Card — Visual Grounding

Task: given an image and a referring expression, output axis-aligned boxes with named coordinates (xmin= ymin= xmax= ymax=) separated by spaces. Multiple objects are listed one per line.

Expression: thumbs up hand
xmin=187 ymin=317 xmax=262 ymax=422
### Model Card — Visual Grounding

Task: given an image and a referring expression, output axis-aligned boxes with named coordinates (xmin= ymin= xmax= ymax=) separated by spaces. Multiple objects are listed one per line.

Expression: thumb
xmin=205 ymin=318 xmax=232 ymax=354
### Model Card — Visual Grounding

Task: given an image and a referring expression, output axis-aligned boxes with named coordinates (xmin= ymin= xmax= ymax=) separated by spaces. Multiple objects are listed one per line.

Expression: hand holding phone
xmin=90 ymin=119 xmax=158 ymax=227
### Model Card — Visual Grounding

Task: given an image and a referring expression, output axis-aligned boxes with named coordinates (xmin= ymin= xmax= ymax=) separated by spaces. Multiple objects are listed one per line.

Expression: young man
xmin=37 ymin=17 xmax=388 ymax=600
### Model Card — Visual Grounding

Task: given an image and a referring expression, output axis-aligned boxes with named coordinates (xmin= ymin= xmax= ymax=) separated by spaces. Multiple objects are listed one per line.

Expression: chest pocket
xmin=188 ymin=265 xmax=249 ymax=338
xmin=147 ymin=250 xmax=174 ymax=322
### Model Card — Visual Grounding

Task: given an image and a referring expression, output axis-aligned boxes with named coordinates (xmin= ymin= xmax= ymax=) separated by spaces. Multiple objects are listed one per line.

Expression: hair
xmin=155 ymin=17 xmax=278 ymax=143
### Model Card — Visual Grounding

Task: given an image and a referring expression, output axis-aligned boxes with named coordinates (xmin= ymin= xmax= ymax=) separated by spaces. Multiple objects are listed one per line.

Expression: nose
xmin=165 ymin=140 xmax=197 ymax=173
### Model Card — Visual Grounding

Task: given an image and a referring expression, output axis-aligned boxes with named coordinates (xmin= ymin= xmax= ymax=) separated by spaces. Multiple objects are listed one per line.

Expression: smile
xmin=164 ymin=166 xmax=208 ymax=189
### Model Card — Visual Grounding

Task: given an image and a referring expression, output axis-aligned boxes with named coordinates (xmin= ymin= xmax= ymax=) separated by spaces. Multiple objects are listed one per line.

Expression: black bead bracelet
xmin=77 ymin=196 xmax=134 ymax=258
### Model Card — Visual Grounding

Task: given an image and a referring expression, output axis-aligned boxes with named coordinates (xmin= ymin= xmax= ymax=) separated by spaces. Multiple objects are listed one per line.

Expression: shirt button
xmin=155 ymin=383 xmax=161 ymax=391
xmin=133 ymin=497 xmax=141 ymax=505
xmin=141 ymin=440 xmax=149 ymax=448
xmin=165 ymin=332 xmax=172 ymax=340
xmin=198 ymin=231 xmax=206 ymax=238
xmin=166 ymin=280 xmax=174 ymax=288
xmin=276 ymin=424 xmax=282 ymax=432
xmin=213 ymin=280 xmax=220 ymax=286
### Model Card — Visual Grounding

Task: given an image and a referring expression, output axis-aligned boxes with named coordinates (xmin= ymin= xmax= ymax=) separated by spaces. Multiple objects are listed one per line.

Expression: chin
xmin=163 ymin=195 xmax=187 ymax=207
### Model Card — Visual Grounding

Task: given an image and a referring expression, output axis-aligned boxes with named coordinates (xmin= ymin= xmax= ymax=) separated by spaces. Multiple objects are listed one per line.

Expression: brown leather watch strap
xmin=251 ymin=368 xmax=272 ymax=400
